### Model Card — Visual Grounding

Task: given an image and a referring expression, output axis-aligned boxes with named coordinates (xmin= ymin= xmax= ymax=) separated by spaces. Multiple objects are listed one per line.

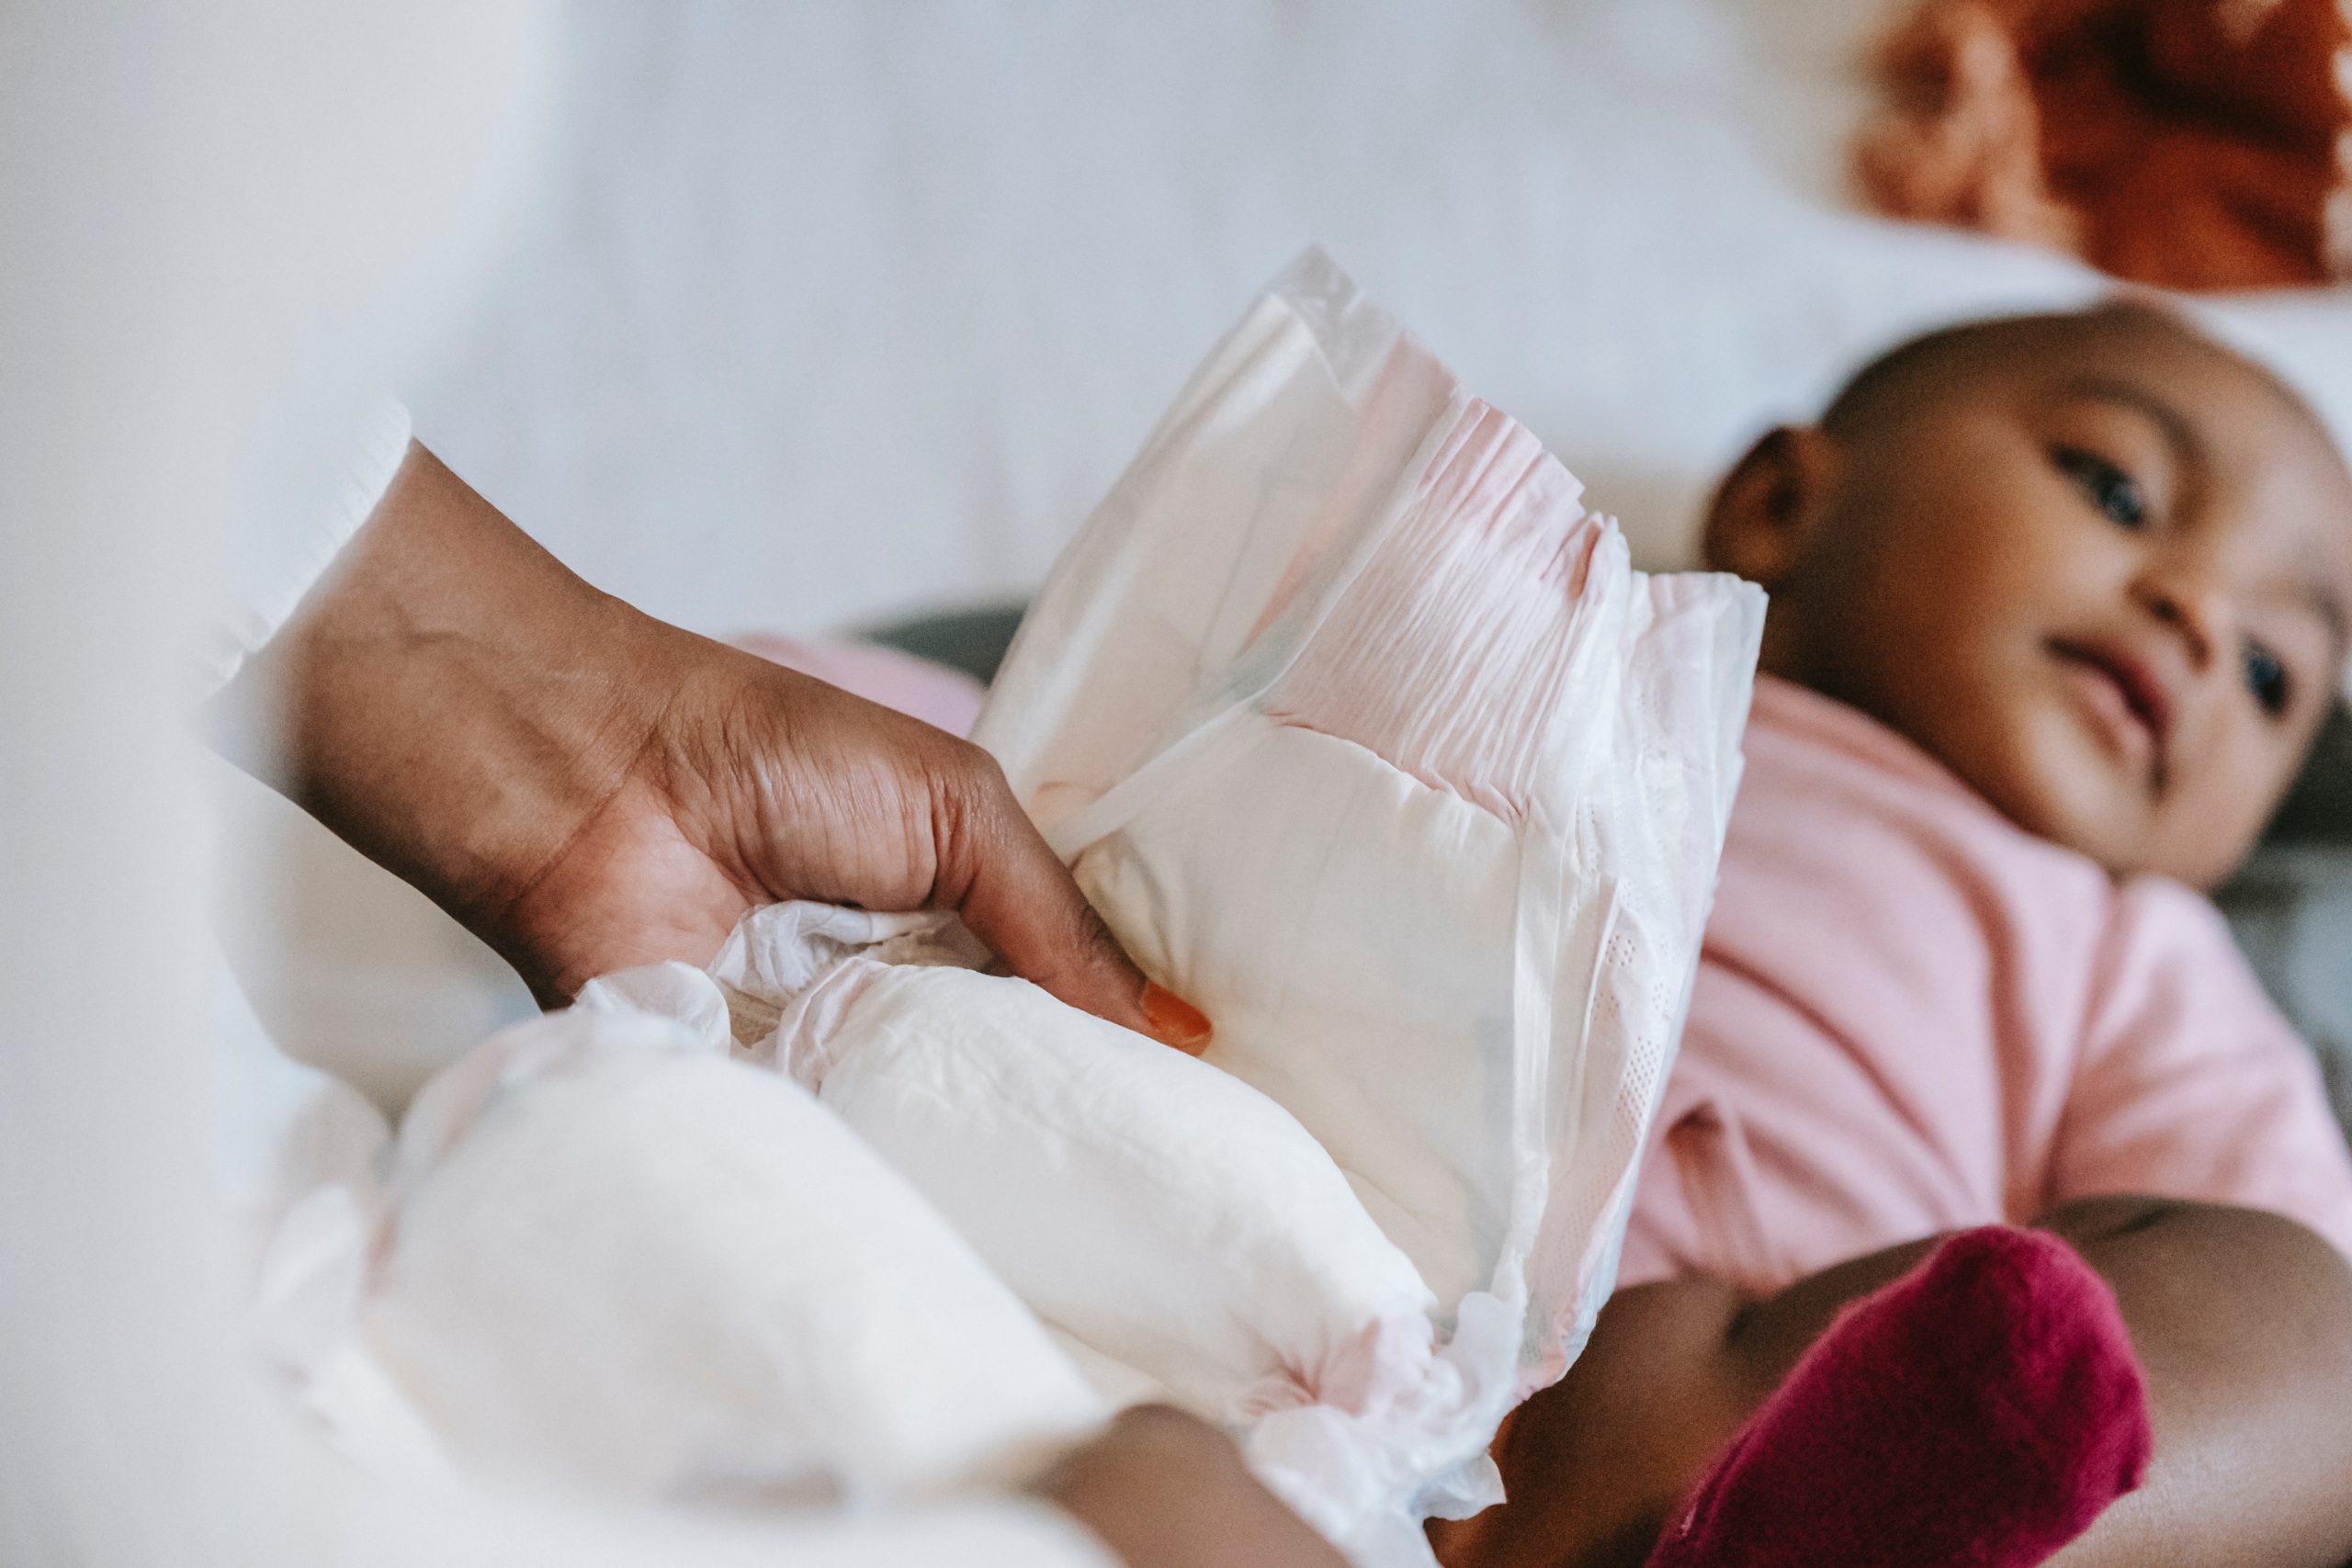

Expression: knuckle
xmin=920 ymin=739 xmax=1018 ymax=886
xmin=954 ymin=740 xmax=1014 ymax=801
xmin=925 ymin=732 xmax=995 ymax=795
xmin=938 ymin=742 xmax=1020 ymax=834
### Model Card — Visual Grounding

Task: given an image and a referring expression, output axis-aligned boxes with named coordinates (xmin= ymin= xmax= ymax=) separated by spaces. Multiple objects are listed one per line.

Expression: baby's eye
xmin=2244 ymin=640 xmax=2291 ymax=716
xmin=2052 ymin=446 xmax=2146 ymax=529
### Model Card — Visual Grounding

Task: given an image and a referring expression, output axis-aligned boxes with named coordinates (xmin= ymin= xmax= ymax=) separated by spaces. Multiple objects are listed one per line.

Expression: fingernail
xmin=1140 ymin=981 xmax=1214 ymax=1055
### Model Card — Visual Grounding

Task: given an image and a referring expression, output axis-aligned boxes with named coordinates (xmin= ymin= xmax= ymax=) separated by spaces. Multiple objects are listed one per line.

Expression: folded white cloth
xmin=264 ymin=1004 xmax=1107 ymax=1507
xmin=789 ymin=963 xmax=1443 ymax=1425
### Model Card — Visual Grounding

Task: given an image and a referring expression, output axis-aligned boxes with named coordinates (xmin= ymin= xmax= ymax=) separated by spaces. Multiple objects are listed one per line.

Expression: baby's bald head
xmin=1821 ymin=302 xmax=2333 ymax=445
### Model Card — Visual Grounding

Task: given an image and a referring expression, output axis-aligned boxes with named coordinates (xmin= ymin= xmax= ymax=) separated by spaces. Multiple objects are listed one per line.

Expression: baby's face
xmin=1714 ymin=308 xmax=2352 ymax=886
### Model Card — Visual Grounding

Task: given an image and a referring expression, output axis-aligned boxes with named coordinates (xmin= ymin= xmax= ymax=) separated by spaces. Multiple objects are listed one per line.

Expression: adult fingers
xmin=931 ymin=749 xmax=1212 ymax=1055
xmin=1037 ymin=1405 xmax=1348 ymax=1568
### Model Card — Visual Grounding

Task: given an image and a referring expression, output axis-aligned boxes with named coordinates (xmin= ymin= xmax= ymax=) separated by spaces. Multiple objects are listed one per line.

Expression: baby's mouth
xmin=2048 ymin=638 xmax=2174 ymax=787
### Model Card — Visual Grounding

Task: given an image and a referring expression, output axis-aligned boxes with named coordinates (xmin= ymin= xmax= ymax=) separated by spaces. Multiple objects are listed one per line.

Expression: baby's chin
xmin=1958 ymin=699 xmax=2280 ymax=887
xmin=1930 ymin=696 xmax=2163 ymax=879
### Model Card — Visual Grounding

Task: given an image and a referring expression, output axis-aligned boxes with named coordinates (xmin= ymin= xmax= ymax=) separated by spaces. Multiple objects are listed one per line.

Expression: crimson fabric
xmin=1645 ymin=1227 xmax=2152 ymax=1568
xmin=1854 ymin=0 xmax=2352 ymax=290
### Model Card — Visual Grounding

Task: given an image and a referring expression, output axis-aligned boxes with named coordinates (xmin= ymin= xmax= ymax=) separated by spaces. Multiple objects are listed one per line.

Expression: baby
xmin=1432 ymin=302 xmax=2352 ymax=1568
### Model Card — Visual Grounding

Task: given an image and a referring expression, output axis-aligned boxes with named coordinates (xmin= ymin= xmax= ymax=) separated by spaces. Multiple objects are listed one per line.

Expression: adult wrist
xmin=219 ymin=445 xmax=662 ymax=976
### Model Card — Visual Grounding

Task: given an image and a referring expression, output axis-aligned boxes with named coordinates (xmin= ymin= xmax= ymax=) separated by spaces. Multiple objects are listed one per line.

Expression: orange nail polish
xmin=1140 ymin=981 xmax=1214 ymax=1055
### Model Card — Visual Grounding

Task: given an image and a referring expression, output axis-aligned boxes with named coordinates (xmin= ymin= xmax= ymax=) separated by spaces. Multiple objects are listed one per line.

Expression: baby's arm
xmin=1430 ymin=1198 xmax=2352 ymax=1568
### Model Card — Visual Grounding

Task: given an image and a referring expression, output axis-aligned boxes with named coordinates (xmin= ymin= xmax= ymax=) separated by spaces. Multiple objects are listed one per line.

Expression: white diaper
xmin=984 ymin=248 xmax=1758 ymax=1393
xmin=691 ymin=252 xmax=1763 ymax=1561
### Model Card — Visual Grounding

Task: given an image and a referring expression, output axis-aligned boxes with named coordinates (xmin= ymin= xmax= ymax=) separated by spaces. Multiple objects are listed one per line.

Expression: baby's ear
xmin=1701 ymin=425 xmax=1841 ymax=588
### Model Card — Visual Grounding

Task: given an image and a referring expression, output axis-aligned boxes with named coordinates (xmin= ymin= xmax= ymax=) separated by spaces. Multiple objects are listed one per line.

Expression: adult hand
xmin=220 ymin=444 xmax=1211 ymax=1049
xmin=1038 ymin=1405 xmax=1348 ymax=1568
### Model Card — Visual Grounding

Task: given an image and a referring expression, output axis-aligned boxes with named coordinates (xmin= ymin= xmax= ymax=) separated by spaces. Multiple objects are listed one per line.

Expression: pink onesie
xmin=1619 ymin=675 xmax=2352 ymax=1294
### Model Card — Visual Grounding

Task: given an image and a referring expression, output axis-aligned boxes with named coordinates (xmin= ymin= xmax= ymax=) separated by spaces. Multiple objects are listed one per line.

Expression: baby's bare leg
xmin=1430 ymin=1200 xmax=2352 ymax=1568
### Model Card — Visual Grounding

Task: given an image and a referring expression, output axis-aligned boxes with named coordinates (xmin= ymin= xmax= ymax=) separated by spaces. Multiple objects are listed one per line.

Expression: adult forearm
xmin=214 ymin=443 xmax=659 ymax=967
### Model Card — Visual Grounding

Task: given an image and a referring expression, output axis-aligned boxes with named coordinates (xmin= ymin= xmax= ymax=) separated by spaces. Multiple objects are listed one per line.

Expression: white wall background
xmin=402 ymin=0 xmax=2121 ymax=644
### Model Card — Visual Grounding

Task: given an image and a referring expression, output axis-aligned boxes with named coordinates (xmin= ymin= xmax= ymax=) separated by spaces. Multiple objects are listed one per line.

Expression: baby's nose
xmin=2135 ymin=560 xmax=2230 ymax=671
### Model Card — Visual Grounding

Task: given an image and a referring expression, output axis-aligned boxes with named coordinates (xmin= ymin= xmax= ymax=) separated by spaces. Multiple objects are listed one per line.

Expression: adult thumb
xmin=938 ymin=764 xmax=1213 ymax=1055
